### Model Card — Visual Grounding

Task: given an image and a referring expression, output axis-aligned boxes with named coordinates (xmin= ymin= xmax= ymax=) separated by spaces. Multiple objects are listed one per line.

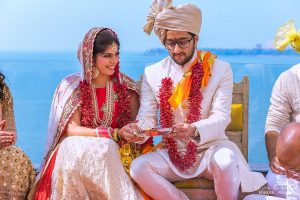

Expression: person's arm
xmin=265 ymin=131 xmax=279 ymax=163
xmin=117 ymin=89 xmax=145 ymax=143
xmin=66 ymin=89 xmax=141 ymax=139
xmin=65 ymin=107 xmax=99 ymax=137
xmin=136 ymin=73 xmax=159 ymax=129
xmin=265 ymin=72 xmax=292 ymax=164
xmin=118 ymin=72 xmax=158 ymax=143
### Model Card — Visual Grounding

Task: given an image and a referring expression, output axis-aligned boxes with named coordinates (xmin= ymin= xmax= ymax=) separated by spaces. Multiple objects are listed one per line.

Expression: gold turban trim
xmin=274 ymin=20 xmax=300 ymax=53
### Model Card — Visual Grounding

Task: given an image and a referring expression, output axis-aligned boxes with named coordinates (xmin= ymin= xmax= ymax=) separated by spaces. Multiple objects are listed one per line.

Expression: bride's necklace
xmin=92 ymin=81 xmax=117 ymax=127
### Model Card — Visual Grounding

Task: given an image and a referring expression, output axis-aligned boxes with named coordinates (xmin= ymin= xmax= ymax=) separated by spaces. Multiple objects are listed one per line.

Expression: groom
xmin=119 ymin=1 xmax=266 ymax=199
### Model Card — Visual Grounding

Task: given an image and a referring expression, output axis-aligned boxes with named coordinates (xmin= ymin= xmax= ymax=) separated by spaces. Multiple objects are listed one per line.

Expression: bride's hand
xmin=118 ymin=123 xmax=143 ymax=143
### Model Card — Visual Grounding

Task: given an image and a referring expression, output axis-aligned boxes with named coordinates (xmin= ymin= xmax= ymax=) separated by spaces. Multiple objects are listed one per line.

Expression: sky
xmin=0 ymin=0 xmax=300 ymax=52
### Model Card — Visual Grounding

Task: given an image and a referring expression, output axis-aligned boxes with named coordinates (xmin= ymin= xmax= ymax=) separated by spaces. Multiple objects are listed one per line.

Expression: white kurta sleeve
xmin=265 ymin=71 xmax=292 ymax=134
xmin=136 ymin=74 xmax=158 ymax=130
xmin=193 ymin=63 xmax=233 ymax=145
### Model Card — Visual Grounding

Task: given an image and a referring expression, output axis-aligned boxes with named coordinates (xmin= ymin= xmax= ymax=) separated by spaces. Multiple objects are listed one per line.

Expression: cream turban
xmin=143 ymin=0 xmax=202 ymax=43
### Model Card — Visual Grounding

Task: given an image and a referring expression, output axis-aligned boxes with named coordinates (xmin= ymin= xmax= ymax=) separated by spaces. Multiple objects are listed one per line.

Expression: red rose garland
xmin=159 ymin=61 xmax=204 ymax=171
xmin=187 ymin=62 xmax=204 ymax=123
xmin=80 ymin=80 xmax=131 ymax=128
xmin=158 ymin=77 xmax=174 ymax=128
xmin=80 ymin=80 xmax=96 ymax=128
xmin=164 ymin=137 xmax=198 ymax=171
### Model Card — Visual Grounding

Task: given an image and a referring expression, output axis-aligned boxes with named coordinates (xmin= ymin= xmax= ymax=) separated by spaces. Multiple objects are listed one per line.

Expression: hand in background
xmin=270 ymin=157 xmax=285 ymax=175
xmin=0 ymin=120 xmax=16 ymax=148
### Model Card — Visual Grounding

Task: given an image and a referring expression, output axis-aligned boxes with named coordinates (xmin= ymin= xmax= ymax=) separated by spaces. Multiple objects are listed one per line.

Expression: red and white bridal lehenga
xmin=29 ymin=28 xmax=149 ymax=200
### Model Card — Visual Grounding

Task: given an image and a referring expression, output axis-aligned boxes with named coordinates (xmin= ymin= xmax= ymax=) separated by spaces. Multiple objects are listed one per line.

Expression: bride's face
xmin=93 ymin=44 xmax=120 ymax=77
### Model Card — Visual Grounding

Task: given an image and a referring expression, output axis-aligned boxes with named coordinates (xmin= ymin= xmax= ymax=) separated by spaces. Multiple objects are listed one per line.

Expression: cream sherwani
xmin=133 ymin=50 xmax=266 ymax=197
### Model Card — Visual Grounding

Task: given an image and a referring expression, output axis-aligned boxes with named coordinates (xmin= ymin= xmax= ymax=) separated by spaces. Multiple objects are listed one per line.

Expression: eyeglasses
xmin=272 ymin=159 xmax=300 ymax=180
xmin=164 ymin=37 xmax=194 ymax=50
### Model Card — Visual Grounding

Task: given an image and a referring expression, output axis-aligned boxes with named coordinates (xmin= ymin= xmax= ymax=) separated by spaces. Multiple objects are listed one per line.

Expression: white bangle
xmin=95 ymin=128 xmax=100 ymax=137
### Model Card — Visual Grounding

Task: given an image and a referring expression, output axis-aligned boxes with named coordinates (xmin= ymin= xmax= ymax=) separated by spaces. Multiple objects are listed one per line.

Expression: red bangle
xmin=96 ymin=127 xmax=112 ymax=139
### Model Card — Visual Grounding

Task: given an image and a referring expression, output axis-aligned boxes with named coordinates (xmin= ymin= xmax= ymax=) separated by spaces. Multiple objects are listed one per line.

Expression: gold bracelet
xmin=113 ymin=128 xmax=119 ymax=142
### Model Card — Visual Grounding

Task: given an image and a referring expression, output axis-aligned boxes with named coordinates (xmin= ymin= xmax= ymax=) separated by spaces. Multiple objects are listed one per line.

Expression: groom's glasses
xmin=164 ymin=37 xmax=194 ymax=50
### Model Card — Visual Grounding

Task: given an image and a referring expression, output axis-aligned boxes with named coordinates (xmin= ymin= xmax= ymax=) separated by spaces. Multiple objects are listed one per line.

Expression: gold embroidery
xmin=119 ymin=73 xmax=140 ymax=96
xmin=100 ymin=93 xmax=118 ymax=113
xmin=0 ymin=146 xmax=35 ymax=199
xmin=47 ymin=86 xmax=81 ymax=161
xmin=82 ymin=28 xmax=103 ymax=83
xmin=92 ymin=81 xmax=117 ymax=127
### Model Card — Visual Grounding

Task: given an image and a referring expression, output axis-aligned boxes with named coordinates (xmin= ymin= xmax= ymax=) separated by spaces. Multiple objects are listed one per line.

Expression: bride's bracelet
xmin=95 ymin=127 xmax=113 ymax=139
xmin=95 ymin=127 xmax=100 ymax=137
xmin=112 ymin=129 xmax=120 ymax=142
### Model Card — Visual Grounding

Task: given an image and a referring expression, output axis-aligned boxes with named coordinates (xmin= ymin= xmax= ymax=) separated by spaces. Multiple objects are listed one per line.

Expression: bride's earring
xmin=92 ymin=67 xmax=99 ymax=79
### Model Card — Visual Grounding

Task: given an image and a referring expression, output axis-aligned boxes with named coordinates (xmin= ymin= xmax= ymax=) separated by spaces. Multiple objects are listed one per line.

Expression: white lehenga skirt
xmin=51 ymin=136 xmax=142 ymax=200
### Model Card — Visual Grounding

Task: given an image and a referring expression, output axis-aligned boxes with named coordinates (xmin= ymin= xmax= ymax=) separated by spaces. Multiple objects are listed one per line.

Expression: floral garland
xmin=187 ymin=62 xmax=204 ymax=123
xmin=164 ymin=137 xmax=198 ymax=171
xmin=80 ymin=80 xmax=96 ymax=128
xmin=116 ymin=82 xmax=131 ymax=127
xmin=159 ymin=61 xmax=204 ymax=171
xmin=79 ymin=79 xmax=131 ymax=128
xmin=158 ymin=77 xmax=174 ymax=127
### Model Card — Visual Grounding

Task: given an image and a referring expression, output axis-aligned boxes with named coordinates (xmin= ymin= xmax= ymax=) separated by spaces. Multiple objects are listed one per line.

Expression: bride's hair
xmin=93 ymin=29 xmax=120 ymax=57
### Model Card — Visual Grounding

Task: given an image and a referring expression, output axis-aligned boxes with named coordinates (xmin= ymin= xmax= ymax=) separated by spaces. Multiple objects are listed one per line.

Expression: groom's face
xmin=164 ymin=30 xmax=198 ymax=66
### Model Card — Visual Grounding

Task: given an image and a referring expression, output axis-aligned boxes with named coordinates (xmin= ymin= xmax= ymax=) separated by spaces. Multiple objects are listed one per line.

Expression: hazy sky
xmin=0 ymin=0 xmax=299 ymax=52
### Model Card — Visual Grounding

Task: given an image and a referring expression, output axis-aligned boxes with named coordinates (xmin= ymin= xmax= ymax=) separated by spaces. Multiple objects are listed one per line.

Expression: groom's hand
xmin=168 ymin=123 xmax=196 ymax=139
